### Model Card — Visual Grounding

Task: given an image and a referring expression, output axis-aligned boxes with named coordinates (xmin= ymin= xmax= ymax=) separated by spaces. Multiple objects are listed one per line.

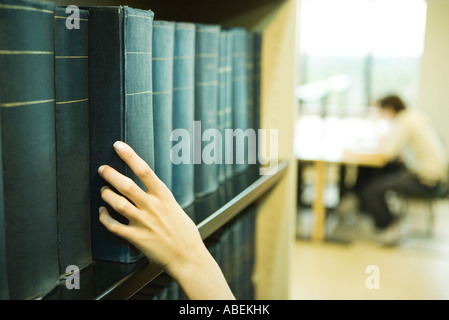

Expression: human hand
xmin=98 ymin=141 xmax=234 ymax=299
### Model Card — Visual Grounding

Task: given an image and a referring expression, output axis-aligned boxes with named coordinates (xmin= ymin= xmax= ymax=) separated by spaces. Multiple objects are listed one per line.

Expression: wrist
xmin=166 ymin=242 xmax=212 ymax=282
xmin=166 ymin=244 xmax=235 ymax=300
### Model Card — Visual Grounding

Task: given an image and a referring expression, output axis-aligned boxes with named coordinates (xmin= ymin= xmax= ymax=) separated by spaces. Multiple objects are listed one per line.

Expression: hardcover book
xmin=0 ymin=0 xmax=60 ymax=299
xmin=218 ymin=30 xmax=234 ymax=181
xmin=246 ymin=32 xmax=256 ymax=165
xmin=253 ymin=32 xmax=262 ymax=168
xmin=54 ymin=6 xmax=92 ymax=276
xmin=152 ymin=20 xmax=175 ymax=191
xmin=194 ymin=24 xmax=220 ymax=196
xmin=0 ymin=110 xmax=7 ymax=300
xmin=230 ymin=28 xmax=249 ymax=174
xmin=87 ymin=6 xmax=154 ymax=263
xmin=218 ymin=31 xmax=227 ymax=183
xmin=172 ymin=22 xmax=196 ymax=209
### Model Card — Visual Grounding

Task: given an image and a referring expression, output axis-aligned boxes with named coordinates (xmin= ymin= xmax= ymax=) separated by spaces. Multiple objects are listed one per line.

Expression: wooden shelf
xmin=44 ymin=161 xmax=288 ymax=300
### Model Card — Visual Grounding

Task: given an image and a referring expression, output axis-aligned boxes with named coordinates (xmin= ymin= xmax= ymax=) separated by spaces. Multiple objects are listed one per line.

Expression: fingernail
xmin=114 ymin=141 xmax=125 ymax=152
xmin=100 ymin=186 xmax=106 ymax=193
xmin=98 ymin=165 xmax=105 ymax=174
xmin=99 ymin=206 xmax=105 ymax=214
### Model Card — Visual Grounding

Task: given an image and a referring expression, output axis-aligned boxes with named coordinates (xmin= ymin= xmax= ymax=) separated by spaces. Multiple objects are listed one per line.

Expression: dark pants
xmin=355 ymin=166 xmax=438 ymax=229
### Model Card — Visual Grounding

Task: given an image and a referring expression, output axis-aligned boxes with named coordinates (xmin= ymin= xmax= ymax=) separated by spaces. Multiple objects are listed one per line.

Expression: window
xmin=297 ymin=0 xmax=427 ymax=115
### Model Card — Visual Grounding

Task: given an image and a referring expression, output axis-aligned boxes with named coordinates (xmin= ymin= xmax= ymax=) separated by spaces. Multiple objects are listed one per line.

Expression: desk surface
xmin=294 ymin=114 xmax=388 ymax=240
xmin=294 ymin=114 xmax=388 ymax=167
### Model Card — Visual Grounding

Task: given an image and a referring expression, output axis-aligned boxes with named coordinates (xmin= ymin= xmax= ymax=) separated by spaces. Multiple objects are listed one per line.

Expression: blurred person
xmin=339 ymin=95 xmax=448 ymax=245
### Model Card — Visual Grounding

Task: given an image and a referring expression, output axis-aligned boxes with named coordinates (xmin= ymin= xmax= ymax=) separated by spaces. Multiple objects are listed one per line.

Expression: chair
xmin=397 ymin=181 xmax=449 ymax=236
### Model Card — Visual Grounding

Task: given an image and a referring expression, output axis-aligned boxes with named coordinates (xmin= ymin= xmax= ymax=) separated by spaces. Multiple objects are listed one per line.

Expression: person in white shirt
xmin=342 ymin=95 xmax=448 ymax=245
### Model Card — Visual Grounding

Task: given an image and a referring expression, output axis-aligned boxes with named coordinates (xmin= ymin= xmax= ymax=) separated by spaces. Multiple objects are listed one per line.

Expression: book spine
xmin=54 ymin=6 xmax=92 ymax=275
xmin=172 ymin=22 xmax=196 ymax=209
xmin=0 ymin=0 xmax=59 ymax=299
xmin=224 ymin=32 xmax=234 ymax=179
xmin=152 ymin=20 xmax=175 ymax=191
xmin=166 ymin=281 xmax=180 ymax=300
xmin=246 ymin=32 xmax=256 ymax=165
xmin=231 ymin=28 xmax=249 ymax=174
xmin=0 ymin=109 xmax=7 ymax=300
xmin=248 ymin=205 xmax=257 ymax=299
xmin=88 ymin=6 xmax=154 ymax=263
xmin=241 ymin=206 xmax=256 ymax=299
xmin=218 ymin=31 xmax=227 ymax=184
xmin=253 ymin=32 xmax=262 ymax=168
xmin=194 ymin=24 xmax=220 ymax=196
xmin=220 ymin=229 xmax=231 ymax=294
xmin=232 ymin=219 xmax=244 ymax=299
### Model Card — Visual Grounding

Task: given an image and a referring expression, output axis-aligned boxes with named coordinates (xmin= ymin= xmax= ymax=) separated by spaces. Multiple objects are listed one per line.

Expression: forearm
xmin=168 ymin=247 xmax=235 ymax=300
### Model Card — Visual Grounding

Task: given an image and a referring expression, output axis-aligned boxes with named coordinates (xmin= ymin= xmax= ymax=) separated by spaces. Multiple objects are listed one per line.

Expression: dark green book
xmin=223 ymin=31 xmax=234 ymax=180
xmin=231 ymin=218 xmax=244 ymax=299
xmin=0 ymin=109 xmax=7 ymax=300
xmin=152 ymin=20 xmax=175 ymax=190
xmin=246 ymin=32 xmax=256 ymax=166
xmin=194 ymin=24 xmax=220 ymax=196
xmin=87 ymin=6 xmax=154 ymax=263
xmin=218 ymin=30 xmax=233 ymax=183
xmin=54 ymin=6 xmax=92 ymax=276
xmin=172 ymin=22 xmax=196 ymax=209
xmin=0 ymin=0 xmax=60 ymax=299
xmin=248 ymin=205 xmax=257 ymax=299
xmin=219 ymin=226 xmax=232 ymax=295
xmin=231 ymin=28 xmax=250 ymax=174
xmin=253 ymin=32 xmax=262 ymax=169
xmin=167 ymin=281 xmax=180 ymax=300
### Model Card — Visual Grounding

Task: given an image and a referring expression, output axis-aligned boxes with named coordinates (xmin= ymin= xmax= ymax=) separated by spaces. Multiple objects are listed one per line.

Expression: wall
xmin=418 ymin=0 xmax=449 ymax=152
xmin=253 ymin=0 xmax=298 ymax=299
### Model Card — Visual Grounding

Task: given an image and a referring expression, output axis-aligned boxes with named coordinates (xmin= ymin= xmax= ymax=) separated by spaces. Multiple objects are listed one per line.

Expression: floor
xmin=291 ymin=191 xmax=449 ymax=300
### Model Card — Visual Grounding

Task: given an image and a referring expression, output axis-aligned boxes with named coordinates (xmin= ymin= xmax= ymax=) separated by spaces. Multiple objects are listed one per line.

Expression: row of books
xmin=0 ymin=0 xmax=261 ymax=299
xmin=134 ymin=205 xmax=257 ymax=300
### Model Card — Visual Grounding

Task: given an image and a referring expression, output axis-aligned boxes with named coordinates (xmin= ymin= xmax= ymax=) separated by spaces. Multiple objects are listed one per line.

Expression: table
xmin=294 ymin=114 xmax=388 ymax=241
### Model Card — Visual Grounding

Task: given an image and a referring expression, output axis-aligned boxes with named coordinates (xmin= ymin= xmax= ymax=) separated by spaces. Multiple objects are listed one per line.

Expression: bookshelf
xmin=48 ymin=0 xmax=298 ymax=299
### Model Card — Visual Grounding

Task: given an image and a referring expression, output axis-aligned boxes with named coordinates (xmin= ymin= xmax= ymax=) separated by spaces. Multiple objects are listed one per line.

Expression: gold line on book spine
xmin=54 ymin=16 xmax=88 ymax=21
xmin=0 ymin=50 xmax=53 ymax=55
xmin=55 ymin=56 xmax=88 ymax=59
xmin=153 ymin=24 xmax=174 ymax=29
xmin=0 ymin=99 xmax=54 ymax=108
xmin=174 ymin=55 xmax=194 ymax=60
xmin=127 ymin=14 xmax=153 ymax=20
xmin=153 ymin=90 xmax=173 ymax=95
xmin=56 ymin=98 xmax=88 ymax=105
xmin=0 ymin=4 xmax=53 ymax=14
xmin=175 ymin=24 xmax=194 ymax=30
xmin=196 ymin=81 xmax=218 ymax=87
xmin=173 ymin=86 xmax=194 ymax=91
xmin=196 ymin=53 xmax=218 ymax=58
xmin=232 ymin=76 xmax=246 ymax=82
xmin=126 ymin=90 xmax=152 ymax=96
xmin=197 ymin=28 xmax=219 ymax=33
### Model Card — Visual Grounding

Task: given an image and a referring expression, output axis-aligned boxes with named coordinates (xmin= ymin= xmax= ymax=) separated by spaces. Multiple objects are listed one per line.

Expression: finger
xmin=99 ymin=206 xmax=132 ymax=239
xmin=100 ymin=186 xmax=141 ymax=222
xmin=98 ymin=165 xmax=149 ymax=209
xmin=112 ymin=141 xmax=167 ymax=196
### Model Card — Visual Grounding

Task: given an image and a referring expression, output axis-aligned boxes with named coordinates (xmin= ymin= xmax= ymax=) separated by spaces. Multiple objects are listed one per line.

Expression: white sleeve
xmin=379 ymin=114 xmax=410 ymax=160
